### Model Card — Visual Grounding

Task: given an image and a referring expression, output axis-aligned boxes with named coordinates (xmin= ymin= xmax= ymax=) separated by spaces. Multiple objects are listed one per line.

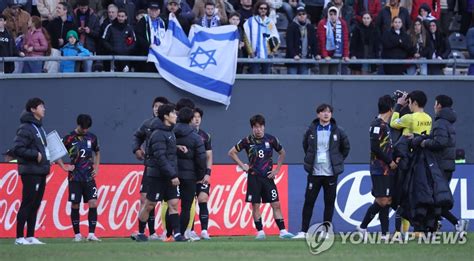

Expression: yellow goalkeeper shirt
xmin=390 ymin=111 xmax=432 ymax=135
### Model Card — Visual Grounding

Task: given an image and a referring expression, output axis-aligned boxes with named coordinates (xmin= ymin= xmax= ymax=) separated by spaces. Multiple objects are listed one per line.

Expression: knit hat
xmin=66 ymin=30 xmax=78 ymax=40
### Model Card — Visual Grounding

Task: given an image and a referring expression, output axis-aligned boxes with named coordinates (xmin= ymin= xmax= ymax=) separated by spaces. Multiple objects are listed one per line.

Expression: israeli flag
xmin=148 ymin=14 xmax=239 ymax=106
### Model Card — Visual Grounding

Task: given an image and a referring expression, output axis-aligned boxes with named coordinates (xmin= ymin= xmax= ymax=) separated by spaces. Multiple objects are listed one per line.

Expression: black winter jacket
xmin=423 ymin=107 xmax=456 ymax=172
xmin=132 ymin=117 xmax=155 ymax=154
xmin=145 ymin=119 xmax=178 ymax=179
xmin=12 ymin=112 xmax=51 ymax=176
xmin=381 ymin=28 xmax=414 ymax=60
xmin=0 ymin=29 xmax=18 ymax=73
xmin=302 ymin=118 xmax=350 ymax=176
xmin=285 ymin=20 xmax=318 ymax=59
xmin=174 ymin=123 xmax=206 ymax=181
xmin=376 ymin=6 xmax=411 ymax=33
xmin=73 ymin=8 xmax=101 ymax=53
xmin=102 ymin=20 xmax=136 ymax=55
xmin=46 ymin=17 xmax=77 ymax=49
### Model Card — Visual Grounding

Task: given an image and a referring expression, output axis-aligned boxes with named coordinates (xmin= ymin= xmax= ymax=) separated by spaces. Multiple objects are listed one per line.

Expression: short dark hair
xmin=178 ymin=107 xmax=194 ymax=123
xmin=76 ymin=0 xmax=89 ymax=7
xmin=158 ymin=103 xmax=176 ymax=121
xmin=205 ymin=1 xmax=215 ymax=7
xmin=316 ymin=103 xmax=333 ymax=114
xmin=176 ymin=98 xmax=195 ymax=111
xmin=435 ymin=94 xmax=453 ymax=108
xmin=118 ymin=9 xmax=127 ymax=15
xmin=228 ymin=12 xmax=241 ymax=19
xmin=77 ymin=114 xmax=92 ymax=129
xmin=25 ymin=98 xmax=45 ymax=112
xmin=58 ymin=2 xmax=69 ymax=10
xmin=407 ymin=90 xmax=427 ymax=108
xmin=378 ymin=95 xmax=394 ymax=113
xmin=250 ymin=114 xmax=265 ymax=127
xmin=194 ymin=107 xmax=204 ymax=117
xmin=253 ymin=1 xmax=269 ymax=16
xmin=152 ymin=96 xmax=169 ymax=107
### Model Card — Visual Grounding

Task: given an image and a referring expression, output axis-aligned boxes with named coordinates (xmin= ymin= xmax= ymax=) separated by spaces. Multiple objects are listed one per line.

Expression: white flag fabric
xmin=148 ymin=14 xmax=239 ymax=106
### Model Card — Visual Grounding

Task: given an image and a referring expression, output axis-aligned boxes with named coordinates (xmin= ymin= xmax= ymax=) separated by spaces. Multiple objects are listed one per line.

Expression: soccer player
xmin=131 ymin=96 xmax=169 ymax=240
xmin=185 ymin=107 xmax=213 ymax=240
xmin=136 ymin=104 xmax=187 ymax=242
xmin=228 ymin=114 xmax=294 ymax=239
xmin=58 ymin=114 xmax=101 ymax=242
xmin=357 ymin=95 xmax=398 ymax=240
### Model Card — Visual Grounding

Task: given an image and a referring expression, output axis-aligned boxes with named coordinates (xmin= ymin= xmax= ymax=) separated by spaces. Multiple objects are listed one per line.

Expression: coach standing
xmin=293 ymin=104 xmax=350 ymax=239
xmin=12 ymin=98 xmax=50 ymax=245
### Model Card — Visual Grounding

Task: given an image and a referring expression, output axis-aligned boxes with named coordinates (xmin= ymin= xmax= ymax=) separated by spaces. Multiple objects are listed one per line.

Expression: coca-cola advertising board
xmin=0 ymin=164 xmax=288 ymax=238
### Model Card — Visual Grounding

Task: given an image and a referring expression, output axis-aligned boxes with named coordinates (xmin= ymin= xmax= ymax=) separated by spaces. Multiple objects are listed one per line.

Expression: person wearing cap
xmin=285 ymin=6 xmax=318 ymax=74
xmin=162 ymin=0 xmax=193 ymax=35
xmin=317 ymin=6 xmax=349 ymax=74
xmin=134 ymin=1 xmax=165 ymax=72
xmin=60 ymin=30 xmax=91 ymax=72
xmin=2 ymin=2 xmax=31 ymax=39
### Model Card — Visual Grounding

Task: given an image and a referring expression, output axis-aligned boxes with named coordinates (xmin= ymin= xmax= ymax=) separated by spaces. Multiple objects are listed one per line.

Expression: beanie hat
xmin=66 ymin=30 xmax=78 ymax=40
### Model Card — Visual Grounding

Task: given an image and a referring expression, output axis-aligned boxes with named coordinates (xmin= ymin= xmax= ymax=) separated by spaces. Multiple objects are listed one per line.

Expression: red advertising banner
xmin=0 ymin=163 xmax=288 ymax=238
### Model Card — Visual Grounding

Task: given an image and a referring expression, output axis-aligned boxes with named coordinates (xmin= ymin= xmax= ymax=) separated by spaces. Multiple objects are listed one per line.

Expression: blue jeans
xmin=250 ymin=63 xmax=271 ymax=74
xmin=23 ymin=61 xmax=43 ymax=73
xmin=287 ymin=64 xmax=309 ymax=74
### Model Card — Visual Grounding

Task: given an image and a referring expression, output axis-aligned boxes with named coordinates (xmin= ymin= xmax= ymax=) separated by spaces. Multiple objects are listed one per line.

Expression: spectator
xmin=317 ymin=6 xmax=350 ymax=74
xmin=467 ymin=27 xmax=474 ymax=75
xmin=243 ymin=0 xmax=280 ymax=74
xmin=67 ymin=0 xmax=103 ymax=13
xmin=195 ymin=1 xmax=222 ymax=27
xmin=286 ymin=5 xmax=318 ymax=74
xmin=304 ymin=0 xmax=325 ymax=25
xmin=22 ymin=16 xmax=51 ymax=73
xmin=97 ymin=3 xmax=117 ymax=71
xmin=381 ymin=16 xmax=414 ymax=74
xmin=449 ymin=0 xmax=474 ymax=35
xmin=237 ymin=0 xmax=253 ymax=25
xmin=162 ymin=0 xmax=192 ymax=35
xmin=354 ymin=0 xmax=381 ymax=23
xmin=2 ymin=3 xmax=31 ymax=39
xmin=46 ymin=2 xmax=76 ymax=50
xmin=114 ymin=0 xmax=135 ymax=25
xmin=427 ymin=19 xmax=450 ymax=75
xmin=193 ymin=0 xmax=228 ymax=24
xmin=376 ymin=0 xmax=411 ymax=33
xmin=60 ymin=29 xmax=91 ymax=72
xmin=416 ymin=3 xmax=437 ymax=24
xmin=73 ymin=0 xmax=100 ymax=55
xmin=228 ymin=12 xmax=245 ymax=73
xmin=6 ymin=0 xmax=33 ymax=14
xmin=134 ymin=1 xmax=165 ymax=72
xmin=0 ymin=14 xmax=24 ymax=73
xmin=267 ymin=0 xmax=294 ymax=25
xmin=407 ymin=18 xmax=432 ymax=74
xmin=349 ymin=12 xmax=380 ymax=74
xmin=411 ymin=0 xmax=440 ymax=21
xmin=322 ymin=0 xmax=355 ymax=31
xmin=37 ymin=0 xmax=60 ymax=26
xmin=102 ymin=9 xmax=136 ymax=71
xmin=135 ymin=9 xmax=146 ymax=22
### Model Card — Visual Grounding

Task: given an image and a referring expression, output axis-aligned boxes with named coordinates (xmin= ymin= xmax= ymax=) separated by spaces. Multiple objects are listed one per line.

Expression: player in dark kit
xmin=228 ymin=114 xmax=294 ymax=240
xmin=357 ymin=95 xmax=398 ymax=240
xmin=131 ymin=96 xmax=169 ymax=240
xmin=58 ymin=114 xmax=101 ymax=242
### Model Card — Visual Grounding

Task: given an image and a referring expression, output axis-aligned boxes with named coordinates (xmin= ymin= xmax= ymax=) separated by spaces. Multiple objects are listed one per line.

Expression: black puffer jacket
xmin=423 ymin=107 xmax=456 ymax=172
xmin=12 ymin=112 xmax=51 ymax=176
xmin=132 ymin=117 xmax=155 ymax=154
xmin=73 ymin=8 xmax=101 ymax=53
xmin=102 ymin=20 xmax=136 ymax=55
xmin=46 ymin=17 xmax=77 ymax=49
xmin=174 ymin=123 xmax=206 ymax=181
xmin=145 ymin=118 xmax=178 ymax=179
xmin=302 ymin=118 xmax=350 ymax=176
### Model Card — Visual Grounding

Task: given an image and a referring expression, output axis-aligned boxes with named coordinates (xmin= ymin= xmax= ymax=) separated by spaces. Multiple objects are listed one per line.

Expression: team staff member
xmin=13 ymin=98 xmax=50 ymax=245
xmin=293 ymin=104 xmax=350 ymax=239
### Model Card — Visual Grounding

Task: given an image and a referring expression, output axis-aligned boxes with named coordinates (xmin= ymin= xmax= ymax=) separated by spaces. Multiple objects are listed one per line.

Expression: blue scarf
xmin=201 ymin=15 xmax=221 ymax=28
xmin=326 ymin=20 xmax=343 ymax=57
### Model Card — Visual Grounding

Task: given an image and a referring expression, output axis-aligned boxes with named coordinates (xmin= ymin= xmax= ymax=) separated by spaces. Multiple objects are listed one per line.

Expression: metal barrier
xmin=1 ymin=55 xmax=473 ymax=75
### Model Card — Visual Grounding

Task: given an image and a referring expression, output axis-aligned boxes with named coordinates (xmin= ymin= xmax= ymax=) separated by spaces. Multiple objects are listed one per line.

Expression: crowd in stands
xmin=0 ymin=0 xmax=473 ymax=75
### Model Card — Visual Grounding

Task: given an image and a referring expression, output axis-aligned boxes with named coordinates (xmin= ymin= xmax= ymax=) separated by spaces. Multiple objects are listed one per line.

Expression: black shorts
xmin=146 ymin=176 xmax=180 ymax=202
xmin=371 ymin=175 xmax=395 ymax=197
xmin=246 ymin=174 xmax=279 ymax=203
xmin=69 ymin=180 xmax=98 ymax=203
xmin=140 ymin=167 xmax=150 ymax=193
xmin=196 ymin=182 xmax=211 ymax=195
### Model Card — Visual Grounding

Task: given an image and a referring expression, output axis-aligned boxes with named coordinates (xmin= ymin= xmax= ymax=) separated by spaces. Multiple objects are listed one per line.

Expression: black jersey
xmin=235 ymin=133 xmax=282 ymax=177
xmin=369 ymin=118 xmax=394 ymax=176
xmin=63 ymin=131 xmax=100 ymax=182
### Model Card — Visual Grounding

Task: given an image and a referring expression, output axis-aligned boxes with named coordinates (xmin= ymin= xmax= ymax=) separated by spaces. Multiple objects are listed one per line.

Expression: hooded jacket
xmin=302 ymin=118 xmax=350 ymax=176
xmin=423 ymin=107 xmax=456 ymax=172
xmin=317 ymin=7 xmax=350 ymax=58
xmin=60 ymin=42 xmax=91 ymax=72
xmin=13 ymin=112 xmax=51 ymax=176
xmin=174 ymin=123 xmax=207 ymax=181
xmin=145 ymin=118 xmax=178 ymax=179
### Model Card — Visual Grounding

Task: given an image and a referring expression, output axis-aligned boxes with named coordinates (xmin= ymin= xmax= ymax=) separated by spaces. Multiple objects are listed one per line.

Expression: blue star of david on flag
xmin=189 ymin=47 xmax=217 ymax=69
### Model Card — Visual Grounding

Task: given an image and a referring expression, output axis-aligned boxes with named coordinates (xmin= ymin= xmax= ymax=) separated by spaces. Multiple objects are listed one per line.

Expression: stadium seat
xmin=449 ymin=32 xmax=467 ymax=51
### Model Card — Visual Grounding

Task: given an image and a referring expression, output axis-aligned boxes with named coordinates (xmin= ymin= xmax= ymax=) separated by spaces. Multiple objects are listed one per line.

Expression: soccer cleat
xmin=163 ymin=236 xmax=175 ymax=242
xmin=380 ymin=234 xmax=389 ymax=242
xmin=130 ymin=232 xmax=138 ymax=241
xmin=279 ymin=230 xmax=295 ymax=239
xmin=292 ymin=232 xmax=306 ymax=239
xmin=135 ymin=233 xmax=148 ymax=242
xmin=26 ymin=237 xmax=45 ymax=245
xmin=255 ymin=230 xmax=266 ymax=240
xmin=15 ymin=237 xmax=32 ymax=245
xmin=73 ymin=234 xmax=83 ymax=242
xmin=173 ymin=234 xmax=189 ymax=242
xmin=185 ymin=230 xmax=201 ymax=241
xmin=456 ymin=219 xmax=469 ymax=233
xmin=87 ymin=234 xmax=101 ymax=242
xmin=201 ymin=230 xmax=211 ymax=240
xmin=149 ymin=233 xmax=161 ymax=241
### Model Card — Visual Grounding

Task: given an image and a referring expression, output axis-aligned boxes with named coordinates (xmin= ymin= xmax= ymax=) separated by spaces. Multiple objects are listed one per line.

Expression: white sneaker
xmin=279 ymin=229 xmax=295 ymax=239
xmin=292 ymin=232 xmax=306 ymax=239
xmin=26 ymin=237 xmax=45 ymax=245
xmin=201 ymin=230 xmax=211 ymax=240
xmin=87 ymin=233 xmax=101 ymax=242
xmin=255 ymin=230 xmax=266 ymax=240
xmin=149 ymin=233 xmax=161 ymax=240
xmin=15 ymin=237 xmax=32 ymax=245
xmin=73 ymin=234 xmax=83 ymax=242
xmin=185 ymin=230 xmax=201 ymax=241
xmin=456 ymin=219 xmax=469 ymax=233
